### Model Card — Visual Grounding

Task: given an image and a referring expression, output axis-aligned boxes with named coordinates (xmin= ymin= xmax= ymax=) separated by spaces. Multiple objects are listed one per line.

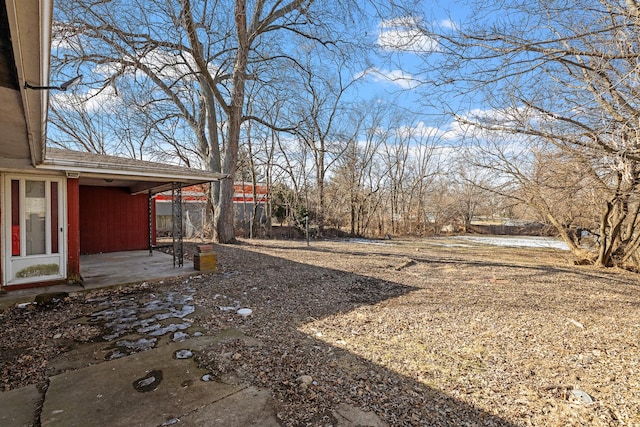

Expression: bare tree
xmin=48 ymin=96 xmax=111 ymax=154
xmin=287 ymin=52 xmax=362 ymax=233
xmin=52 ymin=0 xmax=369 ymax=243
xmin=327 ymin=101 xmax=391 ymax=236
xmin=411 ymin=0 xmax=640 ymax=267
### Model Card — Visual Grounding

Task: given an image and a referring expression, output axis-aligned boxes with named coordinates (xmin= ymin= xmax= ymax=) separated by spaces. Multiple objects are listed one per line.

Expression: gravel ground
xmin=2 ymin=237 xmax=640 ymax=426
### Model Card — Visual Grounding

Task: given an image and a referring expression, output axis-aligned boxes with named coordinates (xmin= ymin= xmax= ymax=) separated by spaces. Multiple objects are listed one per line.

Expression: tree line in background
xmin=49 ymin=0 xmax=640 ymax=270
xmin=420 ymin=0 xmax=640 ymax=269
xmin=235 ymin=102 xmax=513 ymax=240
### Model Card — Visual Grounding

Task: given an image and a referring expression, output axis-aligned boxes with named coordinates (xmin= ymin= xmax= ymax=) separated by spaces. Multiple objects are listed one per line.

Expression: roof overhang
xmin=0 ymin=0 xmax=52 ymax=167
xmin=38 ymin=148 xmax=226 ymax=195
xmin=1 ymin=3 xmax=223 ymax=196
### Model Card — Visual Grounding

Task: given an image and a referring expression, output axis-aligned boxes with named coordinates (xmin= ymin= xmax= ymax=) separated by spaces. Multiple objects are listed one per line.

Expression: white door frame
xmin=2 ymin=174 xmax=66 ymax=286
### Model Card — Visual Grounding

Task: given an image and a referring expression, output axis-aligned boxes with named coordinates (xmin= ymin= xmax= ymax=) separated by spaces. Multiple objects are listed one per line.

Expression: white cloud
xmin=84 ymin=86 xmax=123 ymax=113
xmin=51 ymin=86 xmax=123 ymax=114
xmin=358 ymin=67 xmax=419 ymax=89
xmin=397 ymin=121 xmax=451 ymax=140
xmin=437 ymin=19 xmax=458 ymax=31
xmin=51 ymin=22 xmax=83 ymax=51
xmin=92 ymin=48 xmax=221 ymax=85
xmin=377 ymin=16 xmax=440 ymax=53
xmin=388 ymin=108 xmax=531 ymax=145
xmin=393 ymin=119 xmax=470 ymax=143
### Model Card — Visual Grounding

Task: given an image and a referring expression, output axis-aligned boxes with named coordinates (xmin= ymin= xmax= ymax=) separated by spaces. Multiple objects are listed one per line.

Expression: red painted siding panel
xmin=151 ymin=198 xmax=157 ymax=244
xmin=79 ymin=186 xmax=154 ymax=254
xmin=0 ymin=193 xmax=2 ymax=283
xmin=67 ymin=179 xmax=81 ymax=279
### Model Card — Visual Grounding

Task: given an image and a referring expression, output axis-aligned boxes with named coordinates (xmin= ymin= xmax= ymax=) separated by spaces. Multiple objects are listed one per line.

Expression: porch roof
xmin=38 ymin=148 xmax=226 ymax=195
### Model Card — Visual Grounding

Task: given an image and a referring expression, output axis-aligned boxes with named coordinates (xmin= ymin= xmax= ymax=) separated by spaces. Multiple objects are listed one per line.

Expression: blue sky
xmin=49 ymin=0 xmax=481 ymax=157
xmin=350 ymin=1 xmax=476 ymax=140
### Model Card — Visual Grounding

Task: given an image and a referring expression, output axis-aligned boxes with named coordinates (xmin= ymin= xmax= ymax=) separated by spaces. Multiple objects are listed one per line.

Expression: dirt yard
xmin=2 ymin=237 xmax=640 ymax=426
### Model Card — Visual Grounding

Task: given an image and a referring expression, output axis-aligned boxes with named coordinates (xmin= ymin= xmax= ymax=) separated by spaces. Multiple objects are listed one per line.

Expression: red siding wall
xmin=67 ymin=179 xmax=81 ymax=279
xmin=79 ymin=186 xmax=156 ymax=254
xmin=0 ymin=191 xmax=2 ymax=283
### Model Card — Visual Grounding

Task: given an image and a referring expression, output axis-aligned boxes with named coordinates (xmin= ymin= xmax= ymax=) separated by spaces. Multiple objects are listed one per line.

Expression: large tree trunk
xmin=216 ymin=178 xmax=237 ymax=243
xmin=533 ymin=198 xmax=594 ymax=263
xmin=214 ymin=0 xmax=249 ymax=244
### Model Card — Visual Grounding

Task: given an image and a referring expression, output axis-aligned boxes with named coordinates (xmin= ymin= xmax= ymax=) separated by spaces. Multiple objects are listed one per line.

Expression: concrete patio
xmin=0 ymin=250 xmax=198 ymax=310
xmin=80 ymin=250 xmax=195 ymax=289
xmin=1 ymin=327 xmax=383 ymax=427
xmin=0 ymin=248 xmax=388 ymax=427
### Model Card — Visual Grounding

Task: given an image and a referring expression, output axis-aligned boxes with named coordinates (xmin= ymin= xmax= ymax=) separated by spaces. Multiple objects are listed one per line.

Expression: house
xmin=0 ymin=0 xmax=224 ymax=290
xmin=155 ymin=184 xmax=212 ymax=238
xmin=232 ymin=182 xmax=270 ymax=225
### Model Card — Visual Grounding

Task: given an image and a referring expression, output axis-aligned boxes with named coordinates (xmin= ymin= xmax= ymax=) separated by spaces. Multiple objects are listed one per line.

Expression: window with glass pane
xmin=51 ymin=182 xmax=59 ymax=254
xmin=25 ymin=180 xmax=46 ymax=255
xmin=11 ymin=179 xmax=20 ymax=256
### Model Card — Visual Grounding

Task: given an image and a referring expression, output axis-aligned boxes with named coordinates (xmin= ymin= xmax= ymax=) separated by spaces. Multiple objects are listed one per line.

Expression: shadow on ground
xmin=185 ymin=242 xmax=522 ymax=426
xmin=0 ymin=239 xmax=528 ymax=426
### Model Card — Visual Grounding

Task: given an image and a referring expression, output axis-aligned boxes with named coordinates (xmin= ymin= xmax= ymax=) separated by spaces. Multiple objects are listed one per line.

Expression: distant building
xmin=155 ymin=183 xmax=269 ymax=237
xmin=233 ymin=182 xmax=270 ymax=228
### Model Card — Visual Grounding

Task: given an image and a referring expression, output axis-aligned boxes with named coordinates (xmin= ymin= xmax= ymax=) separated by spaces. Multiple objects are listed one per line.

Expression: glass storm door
xmin=4 ymin=176 xmax=65 ymax=285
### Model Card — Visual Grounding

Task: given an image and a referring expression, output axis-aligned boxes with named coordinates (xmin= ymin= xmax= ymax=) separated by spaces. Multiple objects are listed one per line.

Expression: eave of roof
xmin=2 ymin=0 xmax=52 ymax=166
xmin=38 ymin=148 xmax=226 ymax=194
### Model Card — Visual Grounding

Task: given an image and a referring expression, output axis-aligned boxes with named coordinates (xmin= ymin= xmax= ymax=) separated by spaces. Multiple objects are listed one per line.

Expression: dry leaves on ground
xmin=2 ymin=237 xmax=640 ymax=426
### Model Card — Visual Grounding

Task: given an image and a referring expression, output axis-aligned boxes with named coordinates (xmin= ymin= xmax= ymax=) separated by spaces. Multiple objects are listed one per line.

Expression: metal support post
xmin=172 ymin=183 xmax=184 ymax=268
